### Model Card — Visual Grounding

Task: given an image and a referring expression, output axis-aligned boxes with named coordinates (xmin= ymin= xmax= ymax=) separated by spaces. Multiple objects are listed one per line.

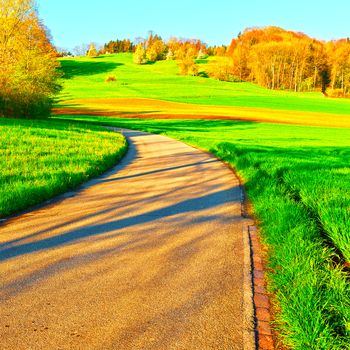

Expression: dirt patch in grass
xmin=54 ymin=98 xmax=350 ymax=128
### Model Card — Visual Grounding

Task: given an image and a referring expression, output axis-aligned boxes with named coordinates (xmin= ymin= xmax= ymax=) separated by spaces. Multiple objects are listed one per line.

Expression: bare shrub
xmin=105 ymin=75 xmax=117 ymax=83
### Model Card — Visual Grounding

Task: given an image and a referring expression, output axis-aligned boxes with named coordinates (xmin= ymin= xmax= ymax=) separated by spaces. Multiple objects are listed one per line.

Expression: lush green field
xmin=52 ymin=53 xmax=350 ymax=349
xmin=0 ymin=118 xmax=127 ymax=218
xmin=54 ymin=114 xmax=350 ymax=349
xmin=58 ymin=53 xmax=350 ymax=116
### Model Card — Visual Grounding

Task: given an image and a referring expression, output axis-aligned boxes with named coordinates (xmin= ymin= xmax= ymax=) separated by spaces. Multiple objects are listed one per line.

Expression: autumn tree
xmin=328 ymin=40 xmax=350 ymax=96
xmin=146 ymin=39 xmax=166 ymax=62
xmin=167 ymin=37 xmax=206 ymax=60
xmin=166 ymin=49 xmax=175 ymax=60
xmin=0 ymin=0 xmax=61 ymax=118
xmin=226 ymin=39 xmax=237 ymax=56
xmin=87 ymin=43 xmax=98 ymax=57
xmin=197 ymin=48 xmax=207 ymax=59
xmin=309 ymin=42 xmax=331 ymax=94
xmin=133 ymin=43 xmax=146 ymax=64
xmin=231 ymin=41 xmax=249 ymax=80
xmin=166 ymin=38 xmax=207 ymax=75
xmin=208 ymin=57 xmax=239 ymax=82
xmin=224 ymin=26 xmax=333 ymax=93
xmin=178 ymin=56 xmax=198 ymax=76
xmin=214 ymin=46 xmax=227 ymax=56
xmin=177 ymin=46 xmax=198 ymax=76
xmin=145 ymin=31 xmax=163 ymax=50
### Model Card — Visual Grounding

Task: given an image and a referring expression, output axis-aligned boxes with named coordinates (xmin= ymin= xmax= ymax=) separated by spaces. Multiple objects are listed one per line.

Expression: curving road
xmin=0 ymin=129 xmax=253 ymax=350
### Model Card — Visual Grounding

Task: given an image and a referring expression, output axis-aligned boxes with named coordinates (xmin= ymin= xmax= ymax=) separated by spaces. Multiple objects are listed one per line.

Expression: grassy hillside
xmin=57 ymin=53 xmax=350 ymax=118
xmin=0 ymin=119 xmax=127 ymax=218
xmin=53 ymin=53 xmax=350 ymax=349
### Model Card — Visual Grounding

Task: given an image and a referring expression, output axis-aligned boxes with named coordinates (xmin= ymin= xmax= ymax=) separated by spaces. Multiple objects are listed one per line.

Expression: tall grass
xmin=54 ymin=115 xmax=350 ymax=349
xmin=0 ymin=118 xmax=127 ymax=217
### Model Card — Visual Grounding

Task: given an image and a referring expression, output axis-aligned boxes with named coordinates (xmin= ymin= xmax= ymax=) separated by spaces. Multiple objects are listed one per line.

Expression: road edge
xmin=242 ymin=221 xmax=256 ymax=350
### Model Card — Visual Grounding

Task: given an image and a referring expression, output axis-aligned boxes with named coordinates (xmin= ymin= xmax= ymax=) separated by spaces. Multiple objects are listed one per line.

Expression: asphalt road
xmin=0 ymin=129 xmax=253 ymax=350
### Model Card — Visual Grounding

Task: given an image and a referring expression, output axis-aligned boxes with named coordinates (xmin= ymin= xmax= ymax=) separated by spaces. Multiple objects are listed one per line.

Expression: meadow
xmin=53 ymin=53 xmax=350 ymax=349
xmin=58 ymin=53 xmax=350 ymax=117
xmin=0 ymin=118 xmax=127 ymax=218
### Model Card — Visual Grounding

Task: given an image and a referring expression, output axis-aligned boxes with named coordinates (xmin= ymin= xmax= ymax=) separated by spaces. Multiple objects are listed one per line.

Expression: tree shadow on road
xmin=0 ymin=130 xmax=241 ymax=263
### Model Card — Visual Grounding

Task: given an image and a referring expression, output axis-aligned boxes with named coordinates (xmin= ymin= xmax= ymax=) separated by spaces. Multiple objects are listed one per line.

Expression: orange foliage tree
xmin=222 ymin=27 xmax=332 ymax=93
xmin=0 ymin=0 xmax=60 ymax=118
xmin=328 ymin=39 xmax=350 ymax=96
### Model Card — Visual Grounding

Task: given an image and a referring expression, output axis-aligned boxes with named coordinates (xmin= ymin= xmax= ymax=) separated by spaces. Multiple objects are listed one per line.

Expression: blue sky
xmin=37 ymin=0 xmax=350 ymax=50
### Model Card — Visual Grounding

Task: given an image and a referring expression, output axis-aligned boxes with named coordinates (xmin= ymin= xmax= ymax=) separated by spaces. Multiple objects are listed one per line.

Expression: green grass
xmin=58 ymin=53 xmax=350 ymax=116
xmin=2 ymin=52 xmax=347 ymax=348
xmin=0 ymin=118 xmax=127 ymax=218
xmin=53 ymin=114 xmax=350 ymax=349
xmin=51 ymin=53 xmax=350 ymax=348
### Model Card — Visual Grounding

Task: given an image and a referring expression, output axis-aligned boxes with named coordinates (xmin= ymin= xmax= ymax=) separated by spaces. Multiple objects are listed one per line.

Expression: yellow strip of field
xmin=54 ymin=98 xmax=350 ymax=128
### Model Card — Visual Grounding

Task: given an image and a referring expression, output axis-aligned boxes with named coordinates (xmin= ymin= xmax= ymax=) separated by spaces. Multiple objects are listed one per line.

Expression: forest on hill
xmin=94 ymin=27 xmax=350 ymax=97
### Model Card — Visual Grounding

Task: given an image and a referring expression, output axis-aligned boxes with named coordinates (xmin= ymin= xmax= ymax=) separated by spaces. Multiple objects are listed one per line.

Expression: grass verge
xmin=1 ymin=118 xmax=127 ymax=218
xmin=53 ymin=115 xmax=350 ymax=349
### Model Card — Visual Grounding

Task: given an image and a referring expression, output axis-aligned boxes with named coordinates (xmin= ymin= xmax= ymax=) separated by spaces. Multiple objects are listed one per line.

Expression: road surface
xmin=0 ymin=129 xmax=253 ymax=350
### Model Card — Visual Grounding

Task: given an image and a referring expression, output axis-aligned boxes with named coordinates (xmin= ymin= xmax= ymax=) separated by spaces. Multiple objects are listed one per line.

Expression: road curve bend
xmin=0 ymin=129 xmax=254 ymax=350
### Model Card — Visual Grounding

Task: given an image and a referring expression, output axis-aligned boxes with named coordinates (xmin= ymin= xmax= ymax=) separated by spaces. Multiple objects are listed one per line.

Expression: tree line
xmin=114 ymin=27 xmax=349 ymax=96
xmin=0 ymin=0 xmax=60 ymax=118
xmin=2 ymin=6 xmax=350 ymax=121
xmin=208 ymin=27 xmax=350 ymax=96
xmin=131 ymin=32 xmax=208 ymax=76
xmin=224 ymin=26 xmax=347 ymax=95
xmin=100 ymin=39 xmax=134 ymax=54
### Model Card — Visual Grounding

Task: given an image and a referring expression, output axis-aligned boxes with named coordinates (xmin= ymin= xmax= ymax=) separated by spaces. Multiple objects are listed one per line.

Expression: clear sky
xmin=36 ymin=0 xmax=350 ymax=50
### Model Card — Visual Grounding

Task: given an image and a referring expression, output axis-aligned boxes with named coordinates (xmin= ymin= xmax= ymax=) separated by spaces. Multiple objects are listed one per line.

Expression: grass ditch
xmin=0 ymin=118 xmax=127 ymax=218
xmin=53 ymin=115 xmax=350 ymax=349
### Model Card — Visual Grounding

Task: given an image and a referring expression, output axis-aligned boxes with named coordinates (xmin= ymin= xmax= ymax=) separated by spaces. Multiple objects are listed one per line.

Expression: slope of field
xmin=0 ymin=119 xmax=127 ymax=218
xmin=54 ymin=114 xmax=350 ymax=350
xmin=57 ymin=53 xmax=350 ymax=121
